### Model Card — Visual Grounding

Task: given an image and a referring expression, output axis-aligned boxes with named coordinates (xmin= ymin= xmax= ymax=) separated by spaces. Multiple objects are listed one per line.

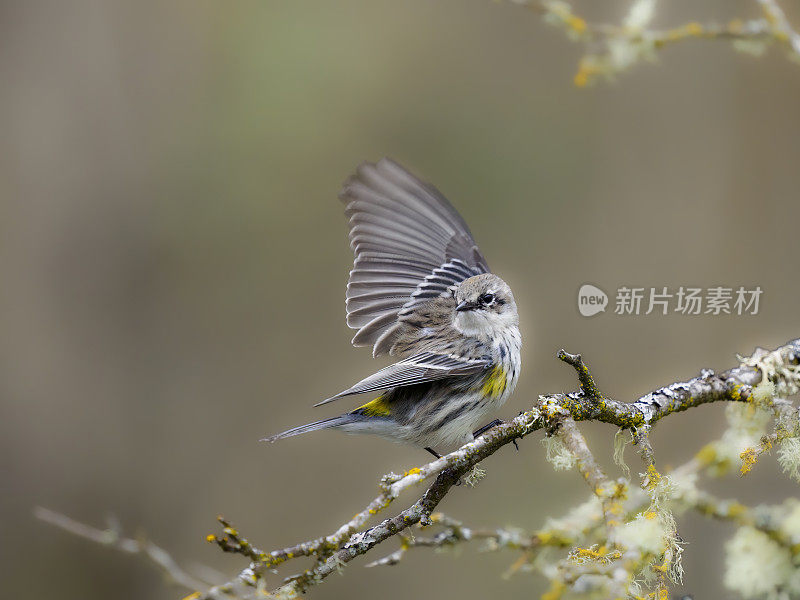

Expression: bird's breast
xmin=479 ymin=331 xmax=521 ymax=403
xmin=479 ymin=364 xmax=508 ymax=399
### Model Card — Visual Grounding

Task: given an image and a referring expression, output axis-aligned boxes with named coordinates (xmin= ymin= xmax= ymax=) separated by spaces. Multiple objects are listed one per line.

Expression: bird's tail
xmin=261 ymin=414 xmax=356 ymax=443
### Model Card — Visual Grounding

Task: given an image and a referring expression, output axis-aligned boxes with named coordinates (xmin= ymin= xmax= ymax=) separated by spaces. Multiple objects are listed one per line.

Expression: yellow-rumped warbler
xmin=264 ymin=159 xmax=521 ymax=456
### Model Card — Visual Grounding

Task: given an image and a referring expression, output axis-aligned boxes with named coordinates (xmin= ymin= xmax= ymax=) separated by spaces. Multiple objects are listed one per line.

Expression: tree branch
xmin=34 ymin=507 xmax=210 ymax=594
xmin=37 ymin=337 xmax=800 ymax=599
xmin=511 ymin=0 xmax=800 ymax=86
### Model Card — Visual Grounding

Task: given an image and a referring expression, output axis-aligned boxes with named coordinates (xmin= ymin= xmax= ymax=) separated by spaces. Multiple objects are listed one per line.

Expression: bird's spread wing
xmin=341 ymin=159 xmax=490 ymax=356
xmin=314 ymin=352 xmax=491 ymax=406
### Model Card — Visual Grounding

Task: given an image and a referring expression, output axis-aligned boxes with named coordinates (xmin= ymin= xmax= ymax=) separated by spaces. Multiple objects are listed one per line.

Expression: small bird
xmin=264 ymin=159 xmax=521 ymax=457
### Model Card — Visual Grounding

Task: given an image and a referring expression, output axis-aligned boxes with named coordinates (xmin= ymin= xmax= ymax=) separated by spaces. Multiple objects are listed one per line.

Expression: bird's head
xmin=452 ymin=274 xmax=518 ymax=338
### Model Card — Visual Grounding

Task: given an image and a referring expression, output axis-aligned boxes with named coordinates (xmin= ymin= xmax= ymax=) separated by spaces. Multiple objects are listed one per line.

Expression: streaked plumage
xmin=264 ymin=159 xmax=522 ymax=452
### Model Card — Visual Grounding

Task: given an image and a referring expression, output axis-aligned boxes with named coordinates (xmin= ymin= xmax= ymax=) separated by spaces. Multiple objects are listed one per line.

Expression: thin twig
xmin=34 ymin=507 xmax=209 ymax=594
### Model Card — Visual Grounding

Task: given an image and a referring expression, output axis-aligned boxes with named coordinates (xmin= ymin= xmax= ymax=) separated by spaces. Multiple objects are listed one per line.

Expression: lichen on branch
xmin=511 ymin=0 xmax=800 ymax=86
xmin=37 ymin=338 xmax=800 ymax=599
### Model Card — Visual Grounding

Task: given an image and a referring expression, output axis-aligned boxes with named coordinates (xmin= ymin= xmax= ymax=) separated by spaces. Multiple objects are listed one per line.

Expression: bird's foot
xmin=473 ymin=417 xmax=522 ymax=451
xmin=424 ymin=447 xmax=441 ymax=459
xmin=472 ymin=419 xmax=503 ymax=438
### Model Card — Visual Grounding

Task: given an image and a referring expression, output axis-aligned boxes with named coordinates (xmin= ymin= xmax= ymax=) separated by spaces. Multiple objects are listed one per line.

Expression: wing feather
xmin=340 ymin=159 xmax=490 ymax=355
xmin=315 ymin=352 xmax=491 ymax=406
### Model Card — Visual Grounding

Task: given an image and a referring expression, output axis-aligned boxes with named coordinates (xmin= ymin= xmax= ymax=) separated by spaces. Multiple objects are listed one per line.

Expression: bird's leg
xmin=472 ymin=419 xmax=503 ymax=438
xmin=422 ymin=446 xmax=466 ymax=486
xmin=424 ymin=447 xmax=441 ymax=459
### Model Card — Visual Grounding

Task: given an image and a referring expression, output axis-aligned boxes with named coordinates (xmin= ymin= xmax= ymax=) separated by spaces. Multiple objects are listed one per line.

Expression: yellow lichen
xmin=685 ymin=21 xmax=704 ymax=36
xmin=537 ymin=531 xmax=553 ymax=544
xmin=575 ymin=545 xmax=606 ymax=558
xmin=645 ymin=464 xmax=661 ymax=488
xmin=727 ymin=502 xmax=748 ymax=518
xmin=567 ymin=15 xmax=587 ymax=34
xmin=573 ymin=59 xmax=596 ymax=87
xmin=205 ymin=534 xmax=216 ymax=543
xmin=661 ymin=21 xmax=705 ymax=44
xmin=739 ymin=447 xmax=758 ymax=475
xmin=695 ymin=443 xmax=717 ymax=466
xmin=608 ymin=501 xmax=625 ymax=516
xmin=569 ymin=544 xmax=622 ymax=564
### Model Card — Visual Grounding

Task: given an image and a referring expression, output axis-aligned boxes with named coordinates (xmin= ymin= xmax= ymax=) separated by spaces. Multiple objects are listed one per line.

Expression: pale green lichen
xmin=624 ymin=0 xmax=656 ymax=30
xmin=752 ymin=380 xmax=777 ymax=405
xmin=614 ymin=513 xmax=666 ymax=555
xmin=724 ymin=527 xmax=800 ymax=599
xmin=613 ymin=429 xmax=631 ymax=479
xmin=733 ymin=38 xmax=769 ymax=56
xmin=711 ymin=404 xmax=773 ymax=473
xmin=664 ymin=522 xmax=685 ymax=585
xmin=740 ymin=347 xmax=800 ymax=397
xmin=608 ymin=35 xmax=657 ymax=72
xmin=650 ymin=503 xmax=683 ymax=585
xmin=726 ymin=402 xmax=772 ymax=435
xmin=543 ymin=435 xmax=577 ymax=471
xmin=625 ymin=466 xmax=685 ymax=588
xmin=777 ymin=436 xmax=800 ymax=482
xmin=463 ymin=465 xmax=487 ymax=487
xmin=780 ymin=500 xmax=800 ymax=538
xmin=273 ymin=584 xmax=303 ymax=600
xmin=670 ymin=468 xmax=699 ymax=506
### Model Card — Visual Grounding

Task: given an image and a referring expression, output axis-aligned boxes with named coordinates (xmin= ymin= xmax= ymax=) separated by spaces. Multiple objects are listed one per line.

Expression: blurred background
xmin=2 ymin=1 xmax=799 ymax=598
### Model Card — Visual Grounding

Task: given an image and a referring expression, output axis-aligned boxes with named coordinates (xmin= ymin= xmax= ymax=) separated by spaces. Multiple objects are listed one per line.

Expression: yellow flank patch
xmin=357 ymin=395 xmax=391 ymax=417
xmin=482 ymin=365 xmax=508 ymax=399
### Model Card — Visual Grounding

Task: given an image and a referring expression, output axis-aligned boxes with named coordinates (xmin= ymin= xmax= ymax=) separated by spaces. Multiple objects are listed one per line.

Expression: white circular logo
xmin=578 ymin=284 xmax=608 ymax=317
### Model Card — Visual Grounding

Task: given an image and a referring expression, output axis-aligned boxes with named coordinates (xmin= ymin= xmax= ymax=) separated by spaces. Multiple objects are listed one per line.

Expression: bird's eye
xmin=480 ymin=293 xmax=495 ymax=305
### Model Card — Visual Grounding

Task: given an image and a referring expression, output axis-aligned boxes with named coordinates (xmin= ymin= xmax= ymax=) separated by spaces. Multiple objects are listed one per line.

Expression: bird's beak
xmin=456 ymin=301 xmax=478 ymax=312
